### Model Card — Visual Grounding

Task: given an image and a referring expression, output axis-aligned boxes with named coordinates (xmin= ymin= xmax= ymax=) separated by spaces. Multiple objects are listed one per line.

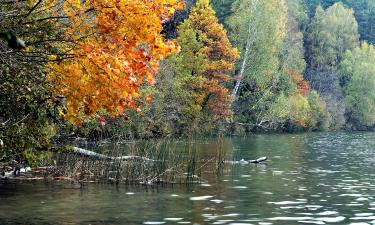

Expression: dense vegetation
xmin=1 ymin=0 xmax=375 ymax=165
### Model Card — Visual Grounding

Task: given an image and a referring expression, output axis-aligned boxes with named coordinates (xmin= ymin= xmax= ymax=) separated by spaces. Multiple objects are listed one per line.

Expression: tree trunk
xmin=231 ymin=0 xmax=259 ymax=99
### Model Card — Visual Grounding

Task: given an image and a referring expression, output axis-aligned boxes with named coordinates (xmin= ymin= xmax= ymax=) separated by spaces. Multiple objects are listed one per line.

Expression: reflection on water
xmin=1 ymin=132 xmax=375 ymax=225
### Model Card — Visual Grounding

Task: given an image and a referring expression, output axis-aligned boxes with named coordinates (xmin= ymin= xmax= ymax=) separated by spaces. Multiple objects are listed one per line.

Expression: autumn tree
xmin=101 ymin=0 xmax=239 ymax=137
xmin=0 ymin=0 xmax=184 ymax=164
xmin=177 ymin=0 xmax=239 ymax=120
xmin=47 ymin=0 xmax=184 ymax=124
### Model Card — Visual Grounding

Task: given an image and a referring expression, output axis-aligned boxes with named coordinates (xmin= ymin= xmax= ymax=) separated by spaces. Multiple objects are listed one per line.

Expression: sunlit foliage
xmin=47 ymin=0 xmax=184 ymax=123
xmin=161 ymin=0 xmax=240 ymax=125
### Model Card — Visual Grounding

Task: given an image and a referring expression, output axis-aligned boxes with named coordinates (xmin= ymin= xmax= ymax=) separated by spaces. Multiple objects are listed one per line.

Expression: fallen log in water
xmin=74 ymin=146 xmax=267 ymax=161
xmin=73 ymin=147 xmax=268 ymax=164
xmin=1 ymin=146 xmax=268 ymax=181
xmin=73 ymin=147 xmax=157 ymax=162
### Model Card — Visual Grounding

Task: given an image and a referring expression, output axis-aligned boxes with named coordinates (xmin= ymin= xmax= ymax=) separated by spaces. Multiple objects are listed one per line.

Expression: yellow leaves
xmin=177 ymin=1 xmax=185 ymax=10
xmin=177 ymin=0 xmax=239 ymax=120
xmin=47 ymin=0 xmax=184 ymax=123
xmin=146 ymin=75 xmax=156 ymax=85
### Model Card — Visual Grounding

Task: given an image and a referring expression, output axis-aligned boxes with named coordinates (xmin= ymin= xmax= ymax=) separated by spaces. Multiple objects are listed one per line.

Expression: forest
xmin=1 ymin=0 xmax=375 ymax=165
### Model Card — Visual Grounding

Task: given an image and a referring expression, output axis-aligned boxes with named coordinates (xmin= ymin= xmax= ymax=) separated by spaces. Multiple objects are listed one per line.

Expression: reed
xmin=44 ymin=137 xmax=229 ymax=184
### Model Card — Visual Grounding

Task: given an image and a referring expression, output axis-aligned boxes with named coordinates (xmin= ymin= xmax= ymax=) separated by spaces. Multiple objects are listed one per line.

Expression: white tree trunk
xmin=231 ymin=0 xmax=259 ymax=99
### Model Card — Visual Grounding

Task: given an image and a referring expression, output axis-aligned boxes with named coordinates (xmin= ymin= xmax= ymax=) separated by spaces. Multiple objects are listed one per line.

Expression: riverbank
xmin=1 ymin=138 xmax=231 ymax=184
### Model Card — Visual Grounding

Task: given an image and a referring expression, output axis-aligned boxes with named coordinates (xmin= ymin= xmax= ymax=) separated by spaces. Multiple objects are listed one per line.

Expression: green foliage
xmin=339 ymin=42 xmax=375 ymax=128
xmin=0 ymin=1 xmax=60 ymax=166
xmin=227 ymin=0 xmax=287 ymax=123
xmin=307 ymin=90 xmax=331 ymax=130
xmin=211 ymin=0 xmax=235 ymax=24
xmin=287 ymin=0 xmax=309 ymax=30
xmin=226 ymin=0 xmax=332 ymax=132
xmin=227 ymin=0 xmax=286 ymax=87
xmin=349 ymin=0 xmax=375 ymax=44
xmin=281 ymin=0 xmax=307 ymax=75
xmin=305 ymin=3 xmax=359 ymax=128
xmin=0 ymin=65 xmax=56 ymax=165
xmin=304 ymin=0 xmax=375 ymax=44
xmin=263 ymin=91 xmax=330 ymax=132
xmin=266 ymin=93 xmax=309 ymax=130
xmin=307 ymin=3 xmax=359 ymax=72
xmin=143 ymin=58 xmax=211 ymax=137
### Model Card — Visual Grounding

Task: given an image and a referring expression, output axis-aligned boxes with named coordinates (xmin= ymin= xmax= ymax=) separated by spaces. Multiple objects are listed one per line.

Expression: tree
xmin=227 ymin=0 xmax=287 ymax=127
xmin=348 ymin=0 xmax=375 ymax=44
xmin=178 ymin=0 xmax=239 ymax=120
xmin=304 ymin=0 xmax=375 ymax=44
xmin=287 ymin=0 xmax=308 ymax=30
xmin=308 ymin=90 xmax=331 ymax=130
xmin=0 ymin=0 xmax=184 ymax=164
xmin=113 ymin=0 xmax=239 ymax=137
xmin=306 ymin=3 xmax=359 ymax=85
xmin=280 ymin=0 xmax=309 ymax=97
xmin=211 ymin=0 xmax=235 ymax=24
xmin=306 ymin=3 xmax=359 ymax=127
xmin=48 ymin=0 xmax=184 ymax=124
xmin=339 ymin=42 xmax=375 ymax=128
xmin=281 ymin=0 xmax=308 ymax=75
xmin=0 ymin=0 xmax=65 ymax=165
xmin=266 ymin=93 xmax=311 ymax=130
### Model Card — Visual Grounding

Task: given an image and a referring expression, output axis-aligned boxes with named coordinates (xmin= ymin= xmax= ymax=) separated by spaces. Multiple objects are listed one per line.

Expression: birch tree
xmin=227 ymin=0 xmax=286 ymax=126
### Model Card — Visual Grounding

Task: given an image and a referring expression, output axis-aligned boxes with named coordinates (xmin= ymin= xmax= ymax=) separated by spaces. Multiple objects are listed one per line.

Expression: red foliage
xmin=288 ymin=69 xmax=309 ymax=96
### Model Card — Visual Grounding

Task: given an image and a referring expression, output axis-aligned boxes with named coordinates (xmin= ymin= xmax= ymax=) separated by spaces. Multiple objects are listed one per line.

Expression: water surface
xmin=1 ymin=132 xmax=374 ymax=224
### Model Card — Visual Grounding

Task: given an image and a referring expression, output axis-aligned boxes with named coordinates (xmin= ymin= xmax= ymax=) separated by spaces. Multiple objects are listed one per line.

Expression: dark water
xmin=1 ymin=132 xmax=375 ymax=225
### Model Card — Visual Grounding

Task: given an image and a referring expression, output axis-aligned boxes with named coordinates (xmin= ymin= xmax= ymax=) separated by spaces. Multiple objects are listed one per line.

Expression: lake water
xmin=1 ymin=132 xmax=375 ymax=225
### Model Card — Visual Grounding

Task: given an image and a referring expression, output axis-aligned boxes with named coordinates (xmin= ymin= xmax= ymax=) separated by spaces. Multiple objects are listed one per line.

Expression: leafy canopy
xmin=177 ymin=0 xmax=239 ymax=120
xmin=340 ymin=42 xmax=375 ymax=127
xmin=47 ymin=0 xmax=184 ymax=123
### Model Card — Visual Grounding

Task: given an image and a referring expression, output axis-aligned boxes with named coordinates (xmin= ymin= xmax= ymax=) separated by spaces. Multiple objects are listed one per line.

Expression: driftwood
xmin=74 ymin=147 xmax=267 ymax=163
xmin=73 ymin=147 xmax=157 ymax=162
xmin=73 ymin=147 xmax=267 ymax=164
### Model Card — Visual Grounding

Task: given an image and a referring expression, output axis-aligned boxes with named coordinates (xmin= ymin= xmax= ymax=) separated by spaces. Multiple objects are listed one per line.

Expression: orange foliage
xmin=187 ymin=0 xmax=239 ymax=119
xmin=288 ymin=69 xmax=310 ymax=96
xmin=203 ymin=80 xmax=232 ymax=119
xmin=48 ymin=0 xmax=184 ymax=123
